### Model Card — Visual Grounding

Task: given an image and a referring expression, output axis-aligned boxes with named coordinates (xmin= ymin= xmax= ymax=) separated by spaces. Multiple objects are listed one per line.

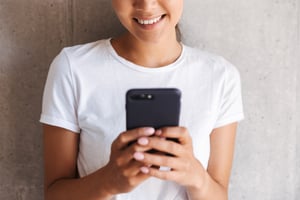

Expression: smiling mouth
xmin=134 ymin=15 xmax=165 ymax=25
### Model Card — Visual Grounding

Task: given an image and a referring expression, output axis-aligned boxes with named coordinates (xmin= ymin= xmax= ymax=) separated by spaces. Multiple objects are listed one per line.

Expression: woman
xmin=41 ymin=0 xmax=244 ymax=199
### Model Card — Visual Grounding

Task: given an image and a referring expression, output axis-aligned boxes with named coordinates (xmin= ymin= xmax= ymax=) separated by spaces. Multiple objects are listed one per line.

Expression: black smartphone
xmin=126 ymin=88 xmax=181 ymax=130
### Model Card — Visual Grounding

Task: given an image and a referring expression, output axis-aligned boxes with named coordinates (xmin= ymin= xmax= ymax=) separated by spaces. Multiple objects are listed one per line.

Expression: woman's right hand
xmin=101 ymin=127 xmax=155 ymax=195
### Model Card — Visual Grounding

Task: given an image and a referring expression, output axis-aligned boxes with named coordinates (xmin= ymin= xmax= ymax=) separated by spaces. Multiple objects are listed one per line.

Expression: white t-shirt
xmin=40 ymin=39 xmax=244 ymax=200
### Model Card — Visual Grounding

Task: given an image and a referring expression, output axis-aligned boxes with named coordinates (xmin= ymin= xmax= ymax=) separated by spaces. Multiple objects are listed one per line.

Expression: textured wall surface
xmin=0 ymin=0 xmax=299 ymax=199
xmin=180 ymin=0 xmax=299 ymax=199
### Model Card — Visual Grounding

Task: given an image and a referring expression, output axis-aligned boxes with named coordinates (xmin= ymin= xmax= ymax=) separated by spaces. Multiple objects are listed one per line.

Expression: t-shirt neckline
xmin=106 ymin=38 xmax=185 ymax=73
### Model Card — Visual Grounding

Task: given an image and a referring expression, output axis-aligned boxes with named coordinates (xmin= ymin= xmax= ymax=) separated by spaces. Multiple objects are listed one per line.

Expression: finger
xmin=134 ymin=152 xmax=182 ymax=170
xmin=140 ymin=166 xmax=179 ymax=182
xmin=120 ymin=160 xmax=148 ymax=177
xmin=113 ymin=127 xmax=155 ymax=150
xmin=159 ymin=127 xmax=192 ymax=145
xmin=115 ymin=142 xmax=154 ymax=165
xmin=145 ymin=136 xmax=184 ymax=157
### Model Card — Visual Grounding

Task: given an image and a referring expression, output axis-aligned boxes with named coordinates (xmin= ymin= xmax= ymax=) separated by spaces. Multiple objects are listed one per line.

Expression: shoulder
xmin=49 ymin=38 xmax=112 ymax=75
xmin=48 ymin=39 xmax=109 ymax=76
xmin=62 ymin=39 xmax=111 ymax=61
xmin=183 ymin=44 xmax=241 ymax=80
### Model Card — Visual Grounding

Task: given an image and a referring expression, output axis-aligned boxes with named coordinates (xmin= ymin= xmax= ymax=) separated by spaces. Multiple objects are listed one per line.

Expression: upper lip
xmin=134 ymin=13 xmax=165 ymax=20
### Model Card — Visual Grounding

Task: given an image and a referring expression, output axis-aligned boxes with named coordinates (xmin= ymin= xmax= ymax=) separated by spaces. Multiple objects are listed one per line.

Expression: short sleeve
xmin=214 ymin=59 xmax=244 ymax=128
xmin=40 ymin=50 xmax=80 ymax=133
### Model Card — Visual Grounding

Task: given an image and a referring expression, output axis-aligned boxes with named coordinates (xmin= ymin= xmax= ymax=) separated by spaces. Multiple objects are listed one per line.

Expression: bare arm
xmin=187 ymin=122 xmax=237 ymax=199
xmin=44 ymin=125 xmax=155 ymax=200
xmin=131 ymin=122 xmax=238 ymax=200
xmin=43 ymin=125 xmax=112 ymax=200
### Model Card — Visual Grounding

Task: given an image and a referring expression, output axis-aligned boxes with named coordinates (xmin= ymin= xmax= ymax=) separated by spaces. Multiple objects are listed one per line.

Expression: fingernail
xmin=140 ymin=166 xmax=149 ymax=174
xmin=133 ymin=152 xmax=144 ymax=160
xmin=138 ymin=137 xmax=149 ymax=145
xmin=144 ymin=127 xmax=155 ymax=135
xmin=155 ymin=129 xmax=162 ymax=136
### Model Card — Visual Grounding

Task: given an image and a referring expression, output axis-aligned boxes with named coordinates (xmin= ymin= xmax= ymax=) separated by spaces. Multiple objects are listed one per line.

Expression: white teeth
xmin=137 ymin=16 xmax=162 ymax=25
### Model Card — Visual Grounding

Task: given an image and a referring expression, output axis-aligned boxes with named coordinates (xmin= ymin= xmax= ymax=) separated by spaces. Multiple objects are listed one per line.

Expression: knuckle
xmin=115 ymin=157 xmax=123 ymax=167
xmin=166 ymin=142 xmax=176 ymax=153
xmin=120 ymin=168 xmax=129 ymax=177
xmin=118 ymin=132 xmax=127 ymax=144
xmin=181 ymin=127 xmax=191 ymax=139
xmin=160 ymin=172 xmax=169 ymax=180
xmin=164 ymin=157 xmax=173 ymax=167
xmin=127 ymin=178 xmax=137 ymax=187
xmin=132 ymin=144 xmax=140 ymax=151
xmin=180 ymin=127 xmax=188 ymax=135
xmin=148 ymin=168 xmax=157 ymax=176
xmin=129 ymin=144 xmax=142 ymax=155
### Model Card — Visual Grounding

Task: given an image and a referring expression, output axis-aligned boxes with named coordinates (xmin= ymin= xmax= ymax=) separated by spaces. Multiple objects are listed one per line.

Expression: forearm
xmin=45 ymin=167 xmax=112 ymax=200
xmin=186 ymin=171 xmax=228 ymax=200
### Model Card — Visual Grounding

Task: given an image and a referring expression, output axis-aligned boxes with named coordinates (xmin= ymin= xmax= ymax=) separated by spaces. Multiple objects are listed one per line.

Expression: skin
xmin=111 ymin=0 xmax=183 ymax=67
xmin=44 ymin=0 xmax=239 ymax=199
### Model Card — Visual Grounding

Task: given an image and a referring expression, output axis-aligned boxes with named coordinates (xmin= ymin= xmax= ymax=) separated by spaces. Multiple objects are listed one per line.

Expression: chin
xmin=134 ymin=31 xmax=171 ymax=44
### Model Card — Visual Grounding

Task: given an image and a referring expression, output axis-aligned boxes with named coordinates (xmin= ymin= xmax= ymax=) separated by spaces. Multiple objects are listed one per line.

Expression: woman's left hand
xmin=133 ymin=127 xmax=206 ymax=189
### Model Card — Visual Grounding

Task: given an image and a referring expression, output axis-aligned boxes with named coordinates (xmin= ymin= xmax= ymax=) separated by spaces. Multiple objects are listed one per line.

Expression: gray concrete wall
xmin=0 ymin=0 xmax=298 ymax=199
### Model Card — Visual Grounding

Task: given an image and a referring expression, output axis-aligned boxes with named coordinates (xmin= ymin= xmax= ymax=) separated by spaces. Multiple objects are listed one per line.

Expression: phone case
xmin=126 ymin=88 xmax=181 ymax=130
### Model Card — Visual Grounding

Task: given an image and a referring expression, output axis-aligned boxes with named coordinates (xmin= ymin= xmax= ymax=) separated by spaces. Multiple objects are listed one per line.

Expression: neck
xmin=111 ymin=32 xmax=182 ymax=68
